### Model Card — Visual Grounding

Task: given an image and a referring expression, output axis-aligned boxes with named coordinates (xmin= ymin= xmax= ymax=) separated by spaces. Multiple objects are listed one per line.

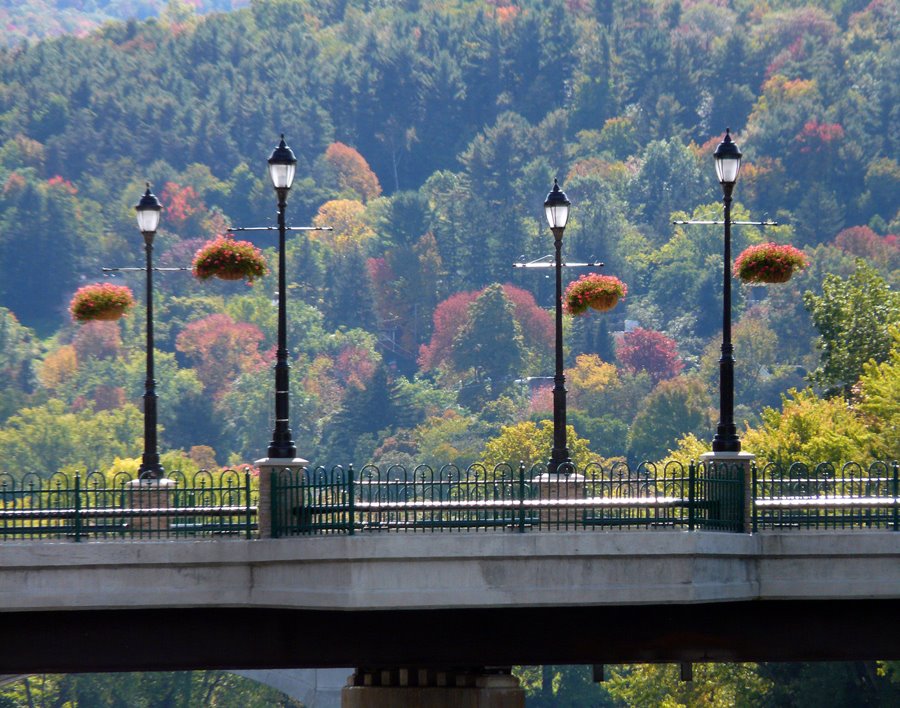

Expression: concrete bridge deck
xmin=1 ymin=531 xmax=898 ymax=672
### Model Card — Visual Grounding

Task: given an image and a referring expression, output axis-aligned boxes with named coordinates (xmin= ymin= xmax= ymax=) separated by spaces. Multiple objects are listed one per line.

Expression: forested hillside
xmin=0 ymin=0 xmax=897 ymax=474
xmin=1 ymin=1 xmax=250 ymax=46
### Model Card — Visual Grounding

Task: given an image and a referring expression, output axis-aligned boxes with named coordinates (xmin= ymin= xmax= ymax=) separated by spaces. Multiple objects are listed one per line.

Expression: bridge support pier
xmin=255 ymin=457 xmax=308 ymax=538
xmin=341 ymin=667 xmax=525 ymax=708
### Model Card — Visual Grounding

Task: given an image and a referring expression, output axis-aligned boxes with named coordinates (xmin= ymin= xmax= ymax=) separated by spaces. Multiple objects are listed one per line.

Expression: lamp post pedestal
xmin=126 ymin=476 xmax=176 ymax=534
xmin=255 ymin=456 xmax=309 ymax=538
xmin=532 ymin=471 xmax=586 ymax=529
xmin=699 ymin=451 xmax=755 ymax=533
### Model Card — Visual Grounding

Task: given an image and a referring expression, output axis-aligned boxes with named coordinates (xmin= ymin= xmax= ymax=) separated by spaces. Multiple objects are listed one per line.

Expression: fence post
xmin=752 ymin=462 xmax=759 ymax=533
xmin=244 ymin=470 xmax=253 ymax=540
xmin=271 ymin=470 xmax=281 ymax=538
xmin=73 ymin=473 xmax=82 ymax=543
xmin=688 ymin=462 xmax=695 ymax=532
xmin=893 ymin=461 xmax=899 ymax=533
xmin=518 ymin=462 xmax=526 ymax=533
xmin=347 ymin=464 xmax=356 ymax=536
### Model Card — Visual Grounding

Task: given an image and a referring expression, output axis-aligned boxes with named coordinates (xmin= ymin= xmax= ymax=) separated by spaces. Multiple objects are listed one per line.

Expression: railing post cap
xmin=126 ymin=477 xmax=176 ymax=488
xmin=254 ymin=456 xmax=309 ymax=468
xmin=700 ymin=451 xmax=756 ymax=462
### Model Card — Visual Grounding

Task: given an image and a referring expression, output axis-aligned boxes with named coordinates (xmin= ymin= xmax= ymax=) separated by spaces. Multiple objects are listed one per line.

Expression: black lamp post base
xmin=711 ymin=438 xmax=742 ymax=453
xmin=137 ymin=465 xmax=165 ymax=480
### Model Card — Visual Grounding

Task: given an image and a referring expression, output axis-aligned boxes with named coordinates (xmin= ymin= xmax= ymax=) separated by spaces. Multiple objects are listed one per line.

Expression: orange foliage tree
xmin=323 ymin=142 xmax=382 ymax=202
xmin=175 ymin=314 xmax=266 ymax=398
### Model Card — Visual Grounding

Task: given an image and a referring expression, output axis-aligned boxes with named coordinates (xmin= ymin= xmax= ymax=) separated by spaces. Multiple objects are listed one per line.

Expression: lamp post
xmin=135 ymin=184 xmax=164 ymax=479
xmin=544 ymin=179 xmax=572 ymax=473
xmin=266 ymin=135 xmax=298 ymax=459
xmin=712 ymin=129 xmax=742 ymax=453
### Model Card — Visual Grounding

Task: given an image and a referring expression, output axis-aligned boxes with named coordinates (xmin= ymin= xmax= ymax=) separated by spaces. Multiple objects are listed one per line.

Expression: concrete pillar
xmin=700 ymin=451 xmax=755 ymax=533
xmin=255 ymin=457 xmax=308 ymax=538
xmin=531 ymin=472 xmax=585 ymax=529
xmin=342 ymin=667 xmax=524 ymax=708
xmin=125 ymin=477 xmax=176 ymax=534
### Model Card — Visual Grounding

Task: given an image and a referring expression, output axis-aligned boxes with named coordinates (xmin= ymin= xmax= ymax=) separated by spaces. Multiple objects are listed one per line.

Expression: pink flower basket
xmin=192 ymin=235 xmax=268 ymax=284
xmin=70 ymin=283 xmax=135 ymax=323
xmin=564 ymin=274 xmax=627 ymax=316
xmin=734 ymin=243 xmax=809 ymax=284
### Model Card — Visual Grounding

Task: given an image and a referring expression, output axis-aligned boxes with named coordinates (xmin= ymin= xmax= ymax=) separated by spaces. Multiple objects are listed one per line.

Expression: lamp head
xmin=267 ymin=134 xmax=297 ymax=191
xmin=135 ymin=183 xmax=163 ymax=234
xmin=544 ymin=179 xmax=571 ymax=231
xmin=713 ymin=128 xmax=742 ymax=186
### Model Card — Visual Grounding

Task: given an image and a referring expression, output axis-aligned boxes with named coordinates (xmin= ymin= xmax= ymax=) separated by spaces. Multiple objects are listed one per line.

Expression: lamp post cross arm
xmin=672 ymin=219 xmax=779 ymax=226
xmin=513 ymin=254 xmax=605 ymax=269
xmin=227 ymin=226 xmax=334 ymax=232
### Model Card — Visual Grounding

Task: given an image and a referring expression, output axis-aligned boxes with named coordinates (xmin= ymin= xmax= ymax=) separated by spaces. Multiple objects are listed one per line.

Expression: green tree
xmin=856 ymin=327 xmax=900 ymax=460
xmin=0 ymin=399 xmax=143 ymax=478
xmin=450 ymin=284 xmax=525 ymax=395
xmin=742 ymin=388 xmax=876 ymax=466
xmin=803 ymin=261 xmax=900 ymax=395
xmin=605 ymin=662 xmax=772 ymax=706
xmin=627 ymin=376 xmax=711 ymax=463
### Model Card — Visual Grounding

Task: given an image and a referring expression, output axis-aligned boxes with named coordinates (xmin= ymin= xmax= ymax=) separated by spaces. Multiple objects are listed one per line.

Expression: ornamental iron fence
xmin=0 ymin=470 xmax=256 ymax=541
xmin=270 ymin=460 xmax=747 ymax=536
xmin=2 ymin=460 xmax=896 ymax=542
xmin=752 ymin=460 xmax=900 ymax=531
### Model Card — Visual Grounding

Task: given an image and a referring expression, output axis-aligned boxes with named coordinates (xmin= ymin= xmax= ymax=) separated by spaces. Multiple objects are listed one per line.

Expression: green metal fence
xmin=271 ymin=460 xmax=747 ymax=536
xmin=752 ymin=461 xmax=900 ymax=531
xmin=0 ymin=470 xmax=257 ymax=541
xmin=4 ymin=459 xmax=896 ymax=541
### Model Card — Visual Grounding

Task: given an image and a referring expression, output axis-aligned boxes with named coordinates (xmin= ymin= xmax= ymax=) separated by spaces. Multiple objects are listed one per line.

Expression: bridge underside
xmin=3 ymin=599 xmax=898 ymax=674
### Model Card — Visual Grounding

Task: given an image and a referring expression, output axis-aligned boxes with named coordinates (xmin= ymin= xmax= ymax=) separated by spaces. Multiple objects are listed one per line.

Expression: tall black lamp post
xmin=712 ymin=129 xmax=742 ymax=453
xmin=135 ymin=184 xmax=165 ymax=478
xmin=266 ymin=135 xmax=298 ymax=459
xmin=545 ymin=179 xmax=572 ymax=473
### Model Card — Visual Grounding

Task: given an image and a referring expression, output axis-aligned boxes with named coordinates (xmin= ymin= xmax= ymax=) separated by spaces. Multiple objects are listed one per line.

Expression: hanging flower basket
xmin=733 ymin=243 xmax=809 ymax=284
xmin=70 ymin=283 xmax=135 ymax=322
xmin=192 ymin=235 xmax=268 ymax=284
xmin=564 ymin=274 xmax=627 ymax=315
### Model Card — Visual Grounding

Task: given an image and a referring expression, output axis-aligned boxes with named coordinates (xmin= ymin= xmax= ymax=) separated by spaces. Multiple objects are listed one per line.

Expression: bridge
xmin=1 ymin=530 xmax=899 ymax=674
xmin=2 ymin=459 xmax=899 ymax=706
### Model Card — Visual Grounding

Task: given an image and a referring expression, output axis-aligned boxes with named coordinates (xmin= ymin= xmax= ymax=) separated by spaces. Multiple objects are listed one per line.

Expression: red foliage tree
xmin=72 ymin=320 xmax=122 ymax=360
xmin=175 ymin=314 xmax=266 ymax=397
xmin=615 ymin=328 xmax=684 ymax=384
xmin=795 ymin=119 xmax=844 ymax=154
xmin=334 ymin=344 xmax=378 ymax=390
xmin=834 ymin=226 xmax=899 ymax=266
xmin=161 ymin=181 xmax=203 ymax=227
xmin=417 ymin=290 xmax=479 ymax=371
xmin=417 ymin=284 xmax=552 ymax=372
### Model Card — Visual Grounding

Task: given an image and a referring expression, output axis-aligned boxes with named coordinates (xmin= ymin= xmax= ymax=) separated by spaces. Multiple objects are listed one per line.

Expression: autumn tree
xmin=480 ymin=419 xmax=593 ymax=469
xmin=322 ymin=142 xmax=382 ymax=202
xmin=567 ymin=354 xmax=618 ymax=415
xmin=175 ymin=314 xmax=266 ymax=398
xmin=615 ymin=327 xmax=684 ymax=384
xmin=419 ymin=284 xmax=551 ymax=379
xmin=450 ymin=284 xmax=525 ymax=394
xmin=312 ymin=199 xmax=376 ymax=254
